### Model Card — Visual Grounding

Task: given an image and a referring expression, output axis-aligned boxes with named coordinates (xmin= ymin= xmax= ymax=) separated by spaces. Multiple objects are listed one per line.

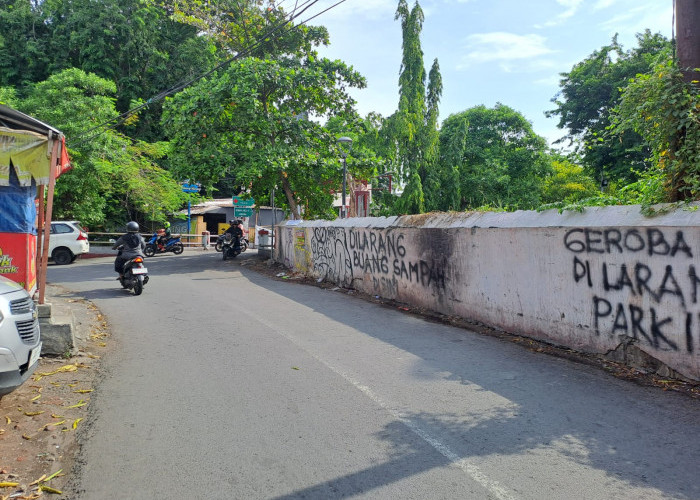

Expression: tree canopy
xmin=547 ymin=31 xmax=671 ymax=185
xmin=162 ymin=56 xmax=368 ymax=220
xmin=439 ymin=104 xmax=551 ymax=210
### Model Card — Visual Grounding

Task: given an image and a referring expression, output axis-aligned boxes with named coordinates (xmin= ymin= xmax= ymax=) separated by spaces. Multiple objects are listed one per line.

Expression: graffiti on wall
xmin=310 ymin=227 xmax=354 ymax=286
xmin=309 ymin=227 xmax=447 ymax=293
xmin=564 ymin=228 xmax=698 ymax=353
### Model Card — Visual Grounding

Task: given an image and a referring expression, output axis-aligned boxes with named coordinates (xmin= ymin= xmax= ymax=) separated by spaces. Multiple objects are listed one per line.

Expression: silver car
xmin=0 ymin=276 xmax=41 ymax=397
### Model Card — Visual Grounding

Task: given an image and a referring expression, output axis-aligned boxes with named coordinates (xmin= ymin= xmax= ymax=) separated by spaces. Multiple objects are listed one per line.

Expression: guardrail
xmin=87 ymin=232 xmax=217 ymax=248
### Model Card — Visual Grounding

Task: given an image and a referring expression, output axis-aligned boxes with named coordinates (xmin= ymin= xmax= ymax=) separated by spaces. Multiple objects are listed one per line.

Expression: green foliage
xmin=1 ymin=0 xmax=218 ymax=141
xmin=394 ymin=171 xmax=425 ymax=215
xmin=388 ymin=0 xmax=442 ymax=214
xmin=0 ymin=0 xmax=52 ymax=87
xmin=541 ymin=157 xmax=599 ymax=204
xmin=17 ymin=68 xmax=185 ymax=228
xmin=162 ymin=56 xmax=367 ymax=220
xmin=610 ymin=58 xmax=700 ymax=202
xmin=0 ymin=86 xmax=17 ymax=106
xmin=547 ymin=31 xmax=671 ymax=185
xmin=439 ymin=104 xmax=552 ymax=210
xmin=148 ymin=0 xmax=330 ymax=59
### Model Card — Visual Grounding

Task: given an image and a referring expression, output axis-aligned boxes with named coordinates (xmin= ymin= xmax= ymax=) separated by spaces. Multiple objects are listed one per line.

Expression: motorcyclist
xmin=157 ymin=221 xmax=171 ymax=250
xmin=112 ymin=221 xmax=146 ymax=278
xmin=224 ymin=219 xmax=243 ymax=253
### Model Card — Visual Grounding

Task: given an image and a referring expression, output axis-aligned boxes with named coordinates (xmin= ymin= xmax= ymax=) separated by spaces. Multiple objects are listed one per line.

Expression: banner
xmin=0 ymin=232 xmax=37 ymax=293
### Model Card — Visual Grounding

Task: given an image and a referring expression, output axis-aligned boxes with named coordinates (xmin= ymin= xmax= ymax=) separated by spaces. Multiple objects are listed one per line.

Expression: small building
xmin=173 ymin=199 xmax=286 ymax=243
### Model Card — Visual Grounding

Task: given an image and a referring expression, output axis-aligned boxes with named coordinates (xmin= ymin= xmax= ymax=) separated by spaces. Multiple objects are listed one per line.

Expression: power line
xmin=70 ymin=0 xmax=348 ymax=146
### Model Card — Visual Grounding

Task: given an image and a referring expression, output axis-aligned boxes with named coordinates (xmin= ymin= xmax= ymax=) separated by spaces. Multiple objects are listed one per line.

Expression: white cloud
xmin=539 ymin=0 xmax=584 ymax=27
xmin=457 ymin=32 xmax=555 ymax=69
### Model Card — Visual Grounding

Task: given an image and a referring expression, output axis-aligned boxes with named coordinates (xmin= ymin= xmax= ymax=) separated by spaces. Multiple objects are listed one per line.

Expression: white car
xmin=0 ymin=275 xmax=41 ymax=397
xmin=49 ymin=221 xmax=90 ymax=265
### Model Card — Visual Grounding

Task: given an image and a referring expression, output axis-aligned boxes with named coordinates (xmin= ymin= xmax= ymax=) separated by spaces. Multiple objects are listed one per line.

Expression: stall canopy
xmin=0 ymin=104 xmax=72 ymax=301
xmin=0 ymin=104 xmax=71 ymax=185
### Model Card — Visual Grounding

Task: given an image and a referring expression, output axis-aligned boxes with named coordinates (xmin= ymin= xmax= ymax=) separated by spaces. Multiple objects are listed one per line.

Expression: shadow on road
xmin=48 ymin=251 xmax=700 ymax=500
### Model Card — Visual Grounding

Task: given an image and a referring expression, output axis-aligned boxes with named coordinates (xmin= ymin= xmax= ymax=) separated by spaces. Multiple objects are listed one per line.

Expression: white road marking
xmin=255 ymin=314 xmax=519 ymax=500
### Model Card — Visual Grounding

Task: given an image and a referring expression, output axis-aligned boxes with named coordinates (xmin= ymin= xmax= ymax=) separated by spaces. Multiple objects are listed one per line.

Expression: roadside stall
xmin=0 ymin=104 xmax=71 ymax=302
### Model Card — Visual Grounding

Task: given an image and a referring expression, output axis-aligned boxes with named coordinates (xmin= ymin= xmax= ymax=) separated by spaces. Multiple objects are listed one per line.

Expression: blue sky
xmin=306 ymin=0 xmax=674 ymax=146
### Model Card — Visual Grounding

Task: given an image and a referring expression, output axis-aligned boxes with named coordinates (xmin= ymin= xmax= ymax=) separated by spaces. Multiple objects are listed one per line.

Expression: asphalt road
xmin=47 ymin=250 xmax=699 ymax=500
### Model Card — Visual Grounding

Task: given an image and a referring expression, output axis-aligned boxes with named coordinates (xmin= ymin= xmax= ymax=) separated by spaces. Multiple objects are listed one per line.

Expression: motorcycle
xmin=215 ymin=235 xmax=248 ymax=253
xmin=221 ymin=233 xmax=242 ymax=260
xmin=118 ymin=255 xmax=149 ymax=295
xmin=144 ymin=232 xmax=184 ymax=257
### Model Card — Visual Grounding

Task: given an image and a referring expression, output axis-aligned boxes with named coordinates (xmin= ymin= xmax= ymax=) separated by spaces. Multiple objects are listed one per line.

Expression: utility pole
xmin=676 ymin=0 xmax=700 ymax=83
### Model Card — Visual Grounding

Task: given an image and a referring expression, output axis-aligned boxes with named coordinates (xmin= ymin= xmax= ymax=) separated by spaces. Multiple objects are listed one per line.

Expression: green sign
xmin=234 ymin=207 xmax=253 ymax=217
xmin=232 ymin=196 xmax=255 ymax=207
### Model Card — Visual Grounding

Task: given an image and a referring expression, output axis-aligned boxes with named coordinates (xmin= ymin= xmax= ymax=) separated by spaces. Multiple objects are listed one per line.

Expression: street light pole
xmin=337 ymin=136 xmax=352 ymax=218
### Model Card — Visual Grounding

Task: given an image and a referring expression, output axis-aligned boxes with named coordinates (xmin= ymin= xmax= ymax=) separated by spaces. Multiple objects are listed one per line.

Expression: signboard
xmin=232 ymin=196 xmax=255 ymax=207
xmin=181 ymin=182 xmax=200 ymax=193
xmin=234 ymin=207 xmax=253 ymax=217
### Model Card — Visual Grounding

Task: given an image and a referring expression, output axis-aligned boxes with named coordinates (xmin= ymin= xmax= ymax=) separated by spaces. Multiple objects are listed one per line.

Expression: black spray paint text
xmin=564 ymin=228 xmax=693 ymax=257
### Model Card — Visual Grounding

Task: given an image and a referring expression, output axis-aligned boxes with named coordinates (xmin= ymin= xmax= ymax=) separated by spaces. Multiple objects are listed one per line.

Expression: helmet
xmin=126 ymin=221 xmax=139 ymax=233
xmin=164 ymin=221 xmax=170 ymax=228
xmin=229 ymin=220 xmax=236 ymax=225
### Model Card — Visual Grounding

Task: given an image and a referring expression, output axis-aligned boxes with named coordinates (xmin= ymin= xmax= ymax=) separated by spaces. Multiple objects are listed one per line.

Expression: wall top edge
xmin=280 ymin=203 xmax=700 ymax=229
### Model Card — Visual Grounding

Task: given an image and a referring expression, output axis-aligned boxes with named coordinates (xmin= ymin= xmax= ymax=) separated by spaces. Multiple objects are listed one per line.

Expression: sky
xmin=300 ymin=0 xmax=675 ymax=146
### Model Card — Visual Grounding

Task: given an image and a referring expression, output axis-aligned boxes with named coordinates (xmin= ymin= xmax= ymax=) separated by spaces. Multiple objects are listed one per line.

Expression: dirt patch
xmin=0 ymin=284 xmax=112 ymax=499
xmin=242 ymin=256 xmax=700 ymax=400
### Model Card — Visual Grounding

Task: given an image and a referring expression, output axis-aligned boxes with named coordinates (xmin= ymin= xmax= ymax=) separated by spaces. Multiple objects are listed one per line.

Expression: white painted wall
xmin=275 ymin=206 xmax=700 ymax=381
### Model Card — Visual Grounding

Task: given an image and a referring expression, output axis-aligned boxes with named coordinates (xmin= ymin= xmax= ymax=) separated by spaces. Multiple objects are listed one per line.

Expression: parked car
xmin=0 ymin=276 xmax=41 ymax=397
xmin=48 ymin=221 xmax=89 ymax=265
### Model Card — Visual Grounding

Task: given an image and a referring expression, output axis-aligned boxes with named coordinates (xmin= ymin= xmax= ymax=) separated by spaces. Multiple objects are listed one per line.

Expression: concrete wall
xmin=274 ymin=206 xmax=700 ymax=381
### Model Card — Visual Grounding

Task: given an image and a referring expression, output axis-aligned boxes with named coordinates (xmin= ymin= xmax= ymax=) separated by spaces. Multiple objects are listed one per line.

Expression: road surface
xmin=47 ymin=250 xmax=699 ymax=500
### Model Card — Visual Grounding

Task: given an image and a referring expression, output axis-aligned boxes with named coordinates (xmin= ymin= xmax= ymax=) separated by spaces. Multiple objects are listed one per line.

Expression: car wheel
xmin=52 ymin=247 xmax=73 ymax=265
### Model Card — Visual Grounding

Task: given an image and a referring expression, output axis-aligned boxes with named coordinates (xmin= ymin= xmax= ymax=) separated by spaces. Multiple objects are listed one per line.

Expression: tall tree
xmin=162 ymin=56 xmax=367 ymax=220
xmin=390 ymin=0 xmax=441 ymax=214
xmin=439 ymin=104 xmax=551 ymax=210
xmin=547 ymin=31 xmax=671 ymax=185
xmin=1 ymin=0 xmax=218 ymax=141
xmin=18 ymin=68 xmax=185 ymax=228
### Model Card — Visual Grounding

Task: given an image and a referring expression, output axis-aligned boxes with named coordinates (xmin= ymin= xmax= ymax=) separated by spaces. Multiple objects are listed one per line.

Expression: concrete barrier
xmin=274 ymin=205 xmax=700 ymax=381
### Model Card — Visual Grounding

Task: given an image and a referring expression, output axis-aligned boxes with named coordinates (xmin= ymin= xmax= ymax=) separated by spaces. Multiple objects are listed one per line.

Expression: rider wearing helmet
xmin=112 ymin=221 xmax=146 ymax=277
xmin=224 ymin=219 xmax=243 ymax=252
xmin=157 ymin=220 xmax=172 ymax=249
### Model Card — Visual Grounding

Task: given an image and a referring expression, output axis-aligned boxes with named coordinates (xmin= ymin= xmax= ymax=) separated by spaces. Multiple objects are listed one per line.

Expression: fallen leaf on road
xmin=73 ymin=389 xmax=93 ymax=394
xmin=29 ymin=475 xmax=46 ymax=486
xmin=72 ymin=418 xmax=82 ymax=429
xmin=39 ymin=485 xmax=63 ymax=494
xmin=66 ymin=400 xmax=86 ymax=409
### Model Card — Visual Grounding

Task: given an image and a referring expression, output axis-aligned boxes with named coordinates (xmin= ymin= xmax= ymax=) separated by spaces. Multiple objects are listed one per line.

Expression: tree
xmin=18 ymin=68 xmax=185 ymax=228
xmin=388 ymin=0 xmax=442 ymax=214
xmin=0 ymin=0 xmax=52 ymax=87
xmin=439 ymin=104 xmax=551 ymax=210
xmin=162 ymin=56 xmax=367 ymax=220
xmin=547 ymin=31 xmax=671 ymax=185
xmin=610 ymin=57 xmax=700 ymax=202
xmin=149 ymin=0 xmax=331 ymax=60
xmin=540 ymin=156 xmax=599 ymax=205
xmin=1 ymin=0 xmax=218 ymax=141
